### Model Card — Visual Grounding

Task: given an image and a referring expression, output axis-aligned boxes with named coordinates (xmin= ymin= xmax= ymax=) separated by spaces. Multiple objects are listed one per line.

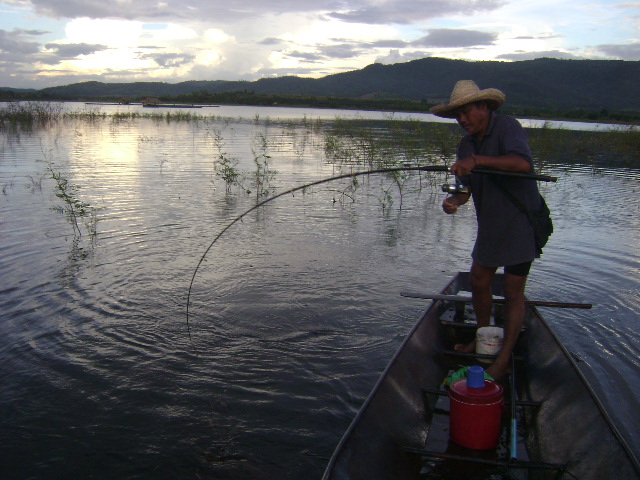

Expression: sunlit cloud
xmin=65 ymin=18 xmax=144 ymax=47
xmin=0 ymin=0 xmax=637 ymax=88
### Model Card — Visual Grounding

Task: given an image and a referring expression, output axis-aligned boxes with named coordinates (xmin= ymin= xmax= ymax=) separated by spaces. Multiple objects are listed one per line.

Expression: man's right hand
xmin=442 ymin=196 xmax=459 ymax=214
xmin=443 ymin=192 xmax=471 ymax=214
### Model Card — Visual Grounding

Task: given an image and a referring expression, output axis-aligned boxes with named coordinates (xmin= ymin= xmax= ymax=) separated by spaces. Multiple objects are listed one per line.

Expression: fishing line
xmin=185 ymin=165 xmax=557 ymax=351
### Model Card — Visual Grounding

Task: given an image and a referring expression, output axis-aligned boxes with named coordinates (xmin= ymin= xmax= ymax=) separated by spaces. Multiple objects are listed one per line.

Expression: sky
xmin=0 ymin=0 xmax=638 ymax=89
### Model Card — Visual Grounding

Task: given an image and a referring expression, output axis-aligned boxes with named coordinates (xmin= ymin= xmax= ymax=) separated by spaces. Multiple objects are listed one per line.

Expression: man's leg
xmin=485 ymin=271 xmax=528 ymax=380
xmin=470 ymin=260 xmax=497 ymax=329
xmin=455 ymin=261 xmax=496 ymax=352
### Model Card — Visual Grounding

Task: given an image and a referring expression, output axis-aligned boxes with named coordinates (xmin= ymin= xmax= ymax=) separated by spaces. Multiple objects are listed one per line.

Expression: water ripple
xmin=1 ymin=115 xmax=639 ymax=478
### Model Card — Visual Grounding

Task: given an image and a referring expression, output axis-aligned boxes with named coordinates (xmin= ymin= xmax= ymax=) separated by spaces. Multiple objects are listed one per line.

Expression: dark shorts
xmin=504 ymin=261 xmax=533 ymax=277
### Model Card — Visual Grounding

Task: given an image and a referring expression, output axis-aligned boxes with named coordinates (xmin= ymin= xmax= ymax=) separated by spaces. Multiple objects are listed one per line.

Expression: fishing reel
xmin=441 ymin=183 xmax=469 ymax=194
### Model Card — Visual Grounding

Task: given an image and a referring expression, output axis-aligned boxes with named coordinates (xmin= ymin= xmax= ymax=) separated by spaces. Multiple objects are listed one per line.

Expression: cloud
xmin=139 ymin=52 xmax=196 ymax=67
xmin=1 ymin=0 xmax=638 ymax=89
xmin=514 ymin=34 xmax=562 ymax=41
xmin=413 ymin=29 xmax=497 ymax=48
xmin=44 ymin=42 xmax=107 ymax=58
xmin=327 ymin=0 xmax=506 ymax=24
xmin=29 ymin=0 xmax=133 ymax=21
xmin=26 ymin=0 xmax=344 ymax=23
xmin=65 ymin=18 xmax=145 ymax=47
xmin=318 ymin=43 xmax=363 ymax=59
xmin=255 ymin=65 xmax=327 ymax=78
xmin=369 ymin=39 xmax=410 ymax=48
xmin=24 ymin=0 xmax=508 ymax=27
xmin=497 ymin=50 xmax=585 ymax=61
xmin=13 ymin=29 xmax=51 ymax=36
xmin=375 ymin=49 xmax=432 ymax=64
xmin=0 ymin=29 xmax=42 ymax=54
xmin=595 ymin=42 xmax=640 ymax=60
xmin=259 ymin=37 xmax=284 ymax=46
xmin=284 ymin=50 xmax=325 ymax=62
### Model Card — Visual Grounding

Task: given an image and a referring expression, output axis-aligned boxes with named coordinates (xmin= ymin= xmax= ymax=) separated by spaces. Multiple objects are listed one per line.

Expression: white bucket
xmin=476 ymin=326 xmax=504 ymax=362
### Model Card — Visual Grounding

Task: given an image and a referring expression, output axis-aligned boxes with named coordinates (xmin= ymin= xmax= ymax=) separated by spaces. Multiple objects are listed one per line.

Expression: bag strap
xmin=493 ymin=178 xmax=528 ymax=213
xmin=491 ymin=177 xmax=534 ymax=225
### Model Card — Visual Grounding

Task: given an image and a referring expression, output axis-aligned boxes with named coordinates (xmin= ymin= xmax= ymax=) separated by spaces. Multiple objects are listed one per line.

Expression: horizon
xmin=1 ymin=0 xmax=639 ymax=90
xmin=3 ymin=56 xmax=639 ymax=92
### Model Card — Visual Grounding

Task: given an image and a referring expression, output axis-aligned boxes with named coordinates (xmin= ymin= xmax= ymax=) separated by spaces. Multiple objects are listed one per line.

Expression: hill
xmin=2 ymin=57 xmax=639 ymax=114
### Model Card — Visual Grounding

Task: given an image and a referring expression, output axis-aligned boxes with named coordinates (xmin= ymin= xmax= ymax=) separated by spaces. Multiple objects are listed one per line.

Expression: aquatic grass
xmin=324 ymin=118 xmax=385 ymax=167
xmin=526 ymin=123 xmax=640 ymax=170
xmin=324 ymin=116 xmax=640 ymax=176
xmin=2 ymin=179 xmax=14 ymax=195
xmin=110 ymin=111 xmax=140 ymax=122
xmin=26 ymin=174 xmax=44 ymax=192
xmin=40 ymin=150 xmax=98 ymax=238
xmin=7 ymin=106 xmax=633 ymax=192
xmin=594 ymin=125 xmax=640 ymax=167
xmin=324 ymin=118 xmax=456 ymax=168
xmin=0 ymin=101 xmax=64 ymax=131
xmin=163 ymin=111 xmax=201 ymax=122
xmin=322 ymin=118 xmax=456 ymax=208
xmin=250 ymin=133 xmax=277 ymax=201
xmin=208 ymin=128 xmax=279 ymax=201
xmin=49 ymin=167 xmax=91 ymax=237
xmin=329 ymin=175 xmax=360 ymax=205
xmin=64 ymin=105 xmax=107 ymax=122
xmin=210 ymin=129 xmax=242 ymax=193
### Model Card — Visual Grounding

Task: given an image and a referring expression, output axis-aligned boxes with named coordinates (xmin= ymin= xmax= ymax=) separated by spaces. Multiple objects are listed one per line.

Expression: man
xmin=430 ymin=80 xmax=543 ymax=380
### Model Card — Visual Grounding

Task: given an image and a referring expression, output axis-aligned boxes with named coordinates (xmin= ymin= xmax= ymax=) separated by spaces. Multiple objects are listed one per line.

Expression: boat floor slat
xmin=404 ymin=447 xmax=566 ymax=473
xmin=442 ymin=349 xmax=524 ymax=361
xmin=439 ymin=320 xmax=478 ymax=328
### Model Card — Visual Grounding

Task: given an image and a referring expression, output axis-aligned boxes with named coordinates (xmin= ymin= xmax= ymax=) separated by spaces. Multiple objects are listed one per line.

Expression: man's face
xmin=455 ymin=102 xmax=490 ymax=138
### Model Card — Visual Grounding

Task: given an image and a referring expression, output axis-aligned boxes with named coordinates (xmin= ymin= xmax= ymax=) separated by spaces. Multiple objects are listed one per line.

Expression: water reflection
xmin=0 ymin=109 xmax=639 ymax=479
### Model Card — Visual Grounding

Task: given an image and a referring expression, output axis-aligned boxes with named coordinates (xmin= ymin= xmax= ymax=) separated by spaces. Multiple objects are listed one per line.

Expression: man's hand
xmin=450 ymin=154 xmax=477 ymax=177
xmin=443 ymin=196 xmax=459 ymax=214
xmin=443 ymin=192 xmax=471 ymax=214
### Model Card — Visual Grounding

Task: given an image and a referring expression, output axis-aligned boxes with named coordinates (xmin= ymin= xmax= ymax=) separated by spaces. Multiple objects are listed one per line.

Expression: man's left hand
xmin=450 ymin=154 xmax=477 ymax=176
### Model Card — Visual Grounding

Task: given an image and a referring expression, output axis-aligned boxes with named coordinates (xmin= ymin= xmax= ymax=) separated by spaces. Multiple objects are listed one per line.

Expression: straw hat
xmin=429 ymin=80 xmax=505 ymax=118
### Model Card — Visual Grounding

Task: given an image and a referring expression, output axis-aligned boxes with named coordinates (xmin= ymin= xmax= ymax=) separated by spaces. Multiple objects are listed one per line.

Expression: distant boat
xmin=142 ymin=104 xmax=203 ymax=109
xmin=84 ymin=101 xmax=216 ymax=109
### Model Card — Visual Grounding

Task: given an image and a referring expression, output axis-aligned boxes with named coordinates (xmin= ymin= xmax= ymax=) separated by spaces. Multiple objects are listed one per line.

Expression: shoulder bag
xmin=493 ymin=179 xmax=554 ymax=250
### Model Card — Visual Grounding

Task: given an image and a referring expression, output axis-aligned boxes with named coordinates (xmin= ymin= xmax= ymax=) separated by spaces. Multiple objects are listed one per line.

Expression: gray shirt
xmin=458 ymin=113 xmax=542 ymax=267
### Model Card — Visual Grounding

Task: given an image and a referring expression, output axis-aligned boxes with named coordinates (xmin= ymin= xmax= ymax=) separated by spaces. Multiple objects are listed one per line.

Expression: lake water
xmin=79 ymin=101 xmax=636 ymax=130
xmin=1 ymin=104 xmax=638 ymax=479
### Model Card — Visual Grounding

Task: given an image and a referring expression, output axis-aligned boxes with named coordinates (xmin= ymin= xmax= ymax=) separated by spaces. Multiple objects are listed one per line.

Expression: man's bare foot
xmin=454 ymin=339 xmax=476 ymax=353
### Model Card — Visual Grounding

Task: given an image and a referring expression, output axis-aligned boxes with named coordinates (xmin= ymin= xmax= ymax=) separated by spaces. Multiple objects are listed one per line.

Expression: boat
xmin=141 ymin=103 xmax=204 ymax=108
xmin=322 ymin=272 xmax=640 ymax=480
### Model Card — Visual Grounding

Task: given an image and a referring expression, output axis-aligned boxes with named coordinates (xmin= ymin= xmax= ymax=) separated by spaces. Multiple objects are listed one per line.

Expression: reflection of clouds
xmin=70 ymin=120 xmax=142 ymax=178
xmin=1 ymin=109 xmax=639 ymax=474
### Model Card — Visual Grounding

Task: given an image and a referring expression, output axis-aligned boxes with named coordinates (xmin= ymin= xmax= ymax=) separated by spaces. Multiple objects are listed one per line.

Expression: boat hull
xmin=323 ymin=272 xmax=640 ymax=480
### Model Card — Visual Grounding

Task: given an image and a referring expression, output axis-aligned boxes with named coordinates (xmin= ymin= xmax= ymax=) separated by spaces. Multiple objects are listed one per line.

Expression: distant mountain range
xmin=2 ymin=57 xmax=639 ymax=112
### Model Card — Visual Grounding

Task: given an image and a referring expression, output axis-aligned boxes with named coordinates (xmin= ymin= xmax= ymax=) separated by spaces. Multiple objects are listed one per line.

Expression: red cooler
xmin=449 ymin=366 xmax=504 ymax=450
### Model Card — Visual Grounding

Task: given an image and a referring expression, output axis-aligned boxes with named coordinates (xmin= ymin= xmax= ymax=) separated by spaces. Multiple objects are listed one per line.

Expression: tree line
xmin=1 ymin=87 xmax=639 ymax=123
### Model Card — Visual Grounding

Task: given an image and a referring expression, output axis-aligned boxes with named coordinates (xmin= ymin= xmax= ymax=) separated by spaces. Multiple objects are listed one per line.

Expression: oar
xmin=400 ymin=292 xmax=592 ymax=309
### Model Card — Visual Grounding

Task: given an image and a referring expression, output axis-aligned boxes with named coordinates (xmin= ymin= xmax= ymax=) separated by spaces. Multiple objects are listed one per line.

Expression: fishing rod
xmin=472 ymin=167 xmax=557 ymax=182
xmin=185 ymin=165 xmax=557 ymax=350
xmin=442 ymin=167 xmax=557 ymax=194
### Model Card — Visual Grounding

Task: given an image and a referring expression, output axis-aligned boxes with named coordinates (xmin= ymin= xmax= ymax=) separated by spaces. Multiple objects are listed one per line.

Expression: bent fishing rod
xmin=185 ymin=164 xmax=557 ymax=349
